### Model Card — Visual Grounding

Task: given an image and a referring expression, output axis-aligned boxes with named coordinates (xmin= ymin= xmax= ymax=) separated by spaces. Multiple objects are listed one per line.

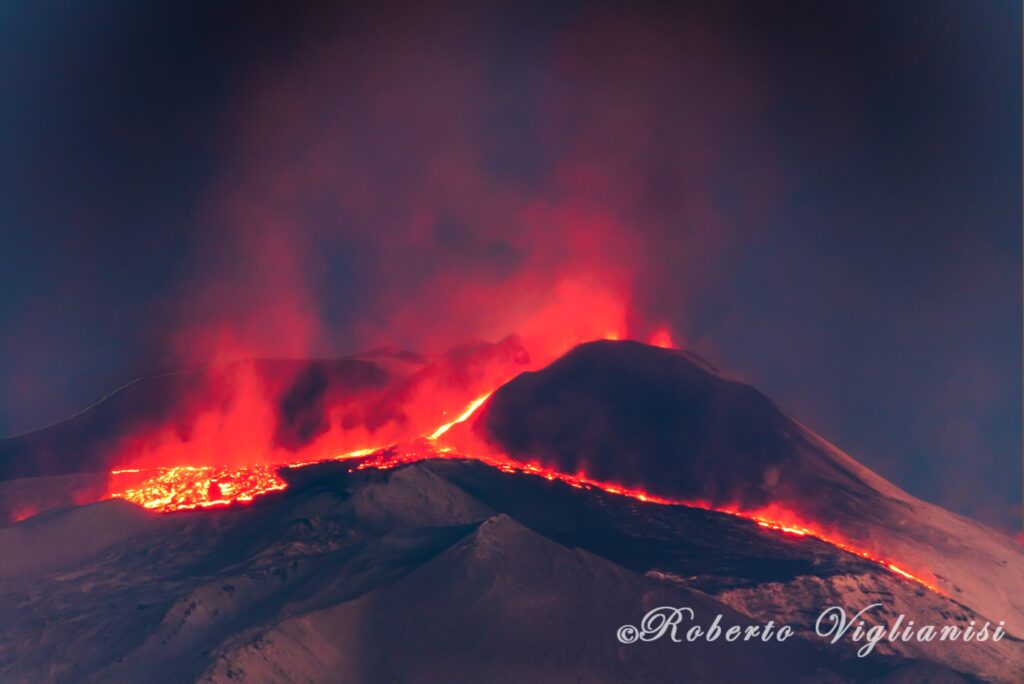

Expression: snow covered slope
xmin=1 ymin=461 xmax=1018 ymax=682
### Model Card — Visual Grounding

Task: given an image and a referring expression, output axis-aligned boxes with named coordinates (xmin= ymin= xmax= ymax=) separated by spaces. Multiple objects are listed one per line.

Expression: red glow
xmin=649 ymin=328 xmax=674 ymax=348
xmin=110 ymin=465 xmax=287 ymax=512
xmin=106 ymin=387 xmax=941 ymax=594
xmin=11 ymin=505 xmax=39 ymax=523
xmin=512 ymin=276 xmax=629 ymax=366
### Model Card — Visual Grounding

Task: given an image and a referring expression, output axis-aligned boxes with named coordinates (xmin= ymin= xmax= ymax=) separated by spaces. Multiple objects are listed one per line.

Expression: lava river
xmin=107 ymin=391 xmax=941 ymax=594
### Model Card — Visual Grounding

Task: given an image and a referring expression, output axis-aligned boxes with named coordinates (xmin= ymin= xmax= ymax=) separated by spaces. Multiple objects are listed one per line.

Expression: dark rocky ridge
xmin=477 ymin=339 xmax=875 ymax=521
xmin=1 ymin=460 xmax=998 ymax=682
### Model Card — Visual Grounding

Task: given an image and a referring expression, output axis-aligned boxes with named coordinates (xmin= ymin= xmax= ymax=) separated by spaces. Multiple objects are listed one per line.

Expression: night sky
xmin=0 ymin=1 xmax=1019 ymax=529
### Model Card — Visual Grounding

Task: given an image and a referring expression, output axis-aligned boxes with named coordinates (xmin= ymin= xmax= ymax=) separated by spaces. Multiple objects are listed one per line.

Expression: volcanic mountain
xmin=1 ymin=340 xmax=1021 ymax=683
xmin=476 ymin=342 xmax=1024 ymax=629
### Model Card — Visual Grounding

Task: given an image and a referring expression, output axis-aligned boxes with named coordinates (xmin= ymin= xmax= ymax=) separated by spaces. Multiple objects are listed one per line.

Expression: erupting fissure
xmin=107 ymin=389 xmax=941 ymax=595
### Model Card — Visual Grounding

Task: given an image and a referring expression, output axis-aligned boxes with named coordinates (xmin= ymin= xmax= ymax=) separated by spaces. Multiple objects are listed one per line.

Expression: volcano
xmin=1 ymin=340 xmax=1021 ymax=683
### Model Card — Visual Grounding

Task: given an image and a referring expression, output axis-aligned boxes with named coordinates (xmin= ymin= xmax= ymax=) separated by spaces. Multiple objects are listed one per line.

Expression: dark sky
xmin=0 ymin=0 xmax=1019 ymax=529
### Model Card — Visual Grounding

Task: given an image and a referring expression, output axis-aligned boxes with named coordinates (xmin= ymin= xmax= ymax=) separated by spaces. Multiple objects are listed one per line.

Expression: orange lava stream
xmin=422 ymin=454 xmax=941 ymax=594
xmin=110 ymin=465 xmax=287 ymax=511
xmin=427 ymin=392 xmax=492 ymax=440
xmin=107 ymin=391 xmax=940 ymax=594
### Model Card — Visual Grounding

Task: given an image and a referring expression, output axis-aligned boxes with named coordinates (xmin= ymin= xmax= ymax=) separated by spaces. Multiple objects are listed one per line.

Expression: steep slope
xmin=0 ymin=461 xmax=1008 ymax=682
xmin=475 ymin=340 xmax=1024 ymax=636
xmin=200 ymin=515 xmax=874 ymax=684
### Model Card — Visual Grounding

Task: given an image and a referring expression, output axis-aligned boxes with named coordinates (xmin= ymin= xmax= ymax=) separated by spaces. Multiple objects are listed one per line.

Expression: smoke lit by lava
xmin=106 ymin=344 xmax=941 ymax=595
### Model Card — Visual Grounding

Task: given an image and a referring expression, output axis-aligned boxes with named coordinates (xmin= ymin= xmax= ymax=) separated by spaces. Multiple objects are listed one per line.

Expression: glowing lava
xmin=107 ymin=386 xmax=940 ymax=594
xmin=110 ymin=465 xmax=287 ymax=512
xmin=427 ymin=392 xmax=491 ymax=440
xmin=649 ymin=328 xmax=675 ymax=349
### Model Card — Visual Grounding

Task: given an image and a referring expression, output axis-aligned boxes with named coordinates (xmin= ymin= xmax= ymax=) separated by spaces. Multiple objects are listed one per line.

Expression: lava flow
xmin=106 ymin=391 xmax=495 ymax=513
xmin=107 ymin=389 xmax=941 ymax=595
xmin=110 ymin=465 xmax=287 ymax=512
